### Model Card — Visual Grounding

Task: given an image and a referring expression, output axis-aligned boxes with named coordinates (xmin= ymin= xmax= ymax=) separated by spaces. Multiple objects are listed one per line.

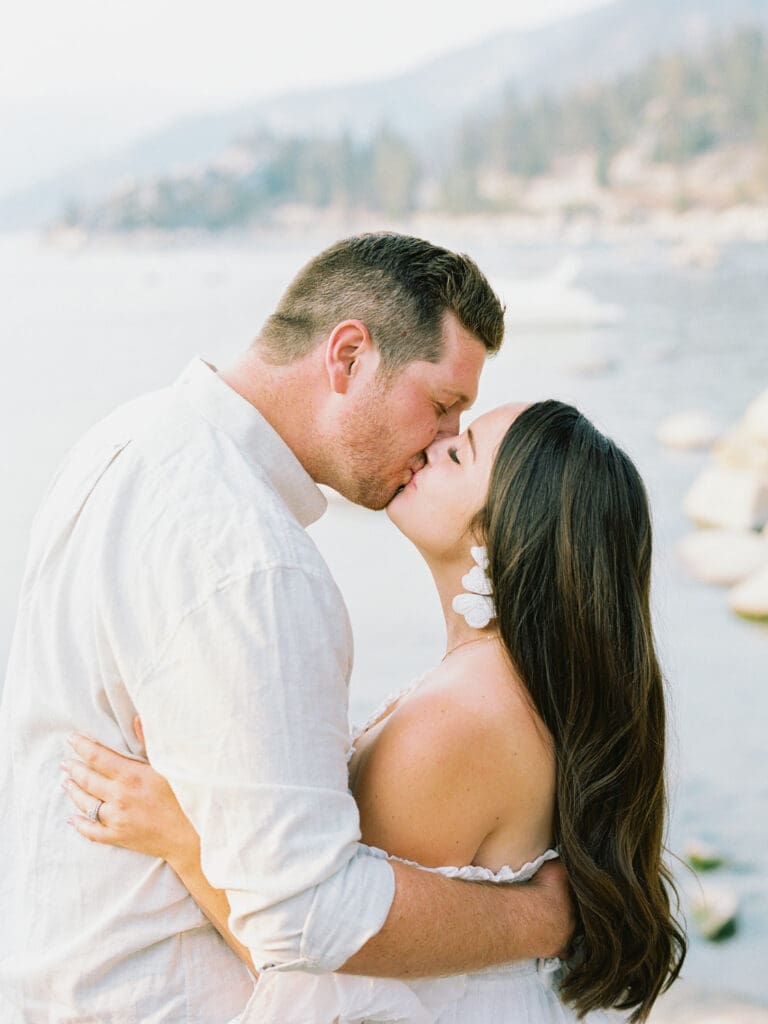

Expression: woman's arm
xmin=63 ymin=728 xmax=255 ymax=972
xmin=169 ymin=836 xmax=256 ymax=972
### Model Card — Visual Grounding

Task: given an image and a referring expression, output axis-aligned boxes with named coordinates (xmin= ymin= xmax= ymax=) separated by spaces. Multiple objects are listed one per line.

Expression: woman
xmin=62 ymin=400 xmax=686 ymax=1023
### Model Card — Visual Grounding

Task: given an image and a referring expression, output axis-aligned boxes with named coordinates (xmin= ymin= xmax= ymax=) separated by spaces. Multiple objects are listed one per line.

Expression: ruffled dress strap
xmin=371 ymin=845 xmax=560 ymax=884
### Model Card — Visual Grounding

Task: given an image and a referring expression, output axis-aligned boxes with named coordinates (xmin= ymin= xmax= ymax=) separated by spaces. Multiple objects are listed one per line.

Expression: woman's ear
xmin=324 ymin=319 xmax=377 ymax=394
xmin=468 ymin=510 xmax=487 ymax=548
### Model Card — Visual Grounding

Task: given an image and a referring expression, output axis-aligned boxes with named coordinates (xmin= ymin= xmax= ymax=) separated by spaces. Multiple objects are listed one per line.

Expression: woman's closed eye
xmin=448 ymin=447 xmax=461 ymax=465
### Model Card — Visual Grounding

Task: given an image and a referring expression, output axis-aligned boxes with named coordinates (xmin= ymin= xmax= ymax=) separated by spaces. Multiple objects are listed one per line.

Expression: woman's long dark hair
xmin=478 ymin=400 xmax=686 ymax=1021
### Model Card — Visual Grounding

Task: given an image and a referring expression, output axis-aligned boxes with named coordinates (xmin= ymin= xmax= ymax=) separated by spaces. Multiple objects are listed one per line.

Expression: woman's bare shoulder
xmin=354 ymin=645 xmax=554 ymax=867
xmin=424 ymin=645 xmax=553 ymax=758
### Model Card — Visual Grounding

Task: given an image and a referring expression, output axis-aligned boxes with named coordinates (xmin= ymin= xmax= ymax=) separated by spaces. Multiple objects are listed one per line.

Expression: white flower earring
xmin=452 ymin=546 xmax=496 ymax=629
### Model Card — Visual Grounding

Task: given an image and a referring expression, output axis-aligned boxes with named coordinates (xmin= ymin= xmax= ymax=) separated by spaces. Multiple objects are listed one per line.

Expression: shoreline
xmin=35 ymin=203 xmax=768 ymax=252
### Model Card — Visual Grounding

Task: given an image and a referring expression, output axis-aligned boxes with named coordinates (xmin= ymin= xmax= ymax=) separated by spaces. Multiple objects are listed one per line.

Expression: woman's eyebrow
xmin=467 ymin=428 xmax=476 ymax=461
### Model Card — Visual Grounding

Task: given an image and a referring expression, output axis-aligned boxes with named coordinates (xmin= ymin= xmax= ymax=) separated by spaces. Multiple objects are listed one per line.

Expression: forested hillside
xmin=64 ymin=28 xmax=768 ymax=230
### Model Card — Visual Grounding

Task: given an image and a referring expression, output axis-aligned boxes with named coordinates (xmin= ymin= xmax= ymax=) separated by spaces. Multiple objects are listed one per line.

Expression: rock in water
xmin=684 ymin=839 xmax=725 ymax=871
xmin=677 ymin=530 xmax=768 ymax=585
xmin=657 ymin=411 xmax=720 ymax=451
xmin=743 ymin=388 xmax=768 ymax=442
xmin=714 ymin=427 xmax=768 ymax=474
xmin=691 ymin=884 xmax=739 ymax=941
xmin=728 ymin=565 xmax=768 ymax=620
xmin=684 ymin=466 xmax=768 ymax=531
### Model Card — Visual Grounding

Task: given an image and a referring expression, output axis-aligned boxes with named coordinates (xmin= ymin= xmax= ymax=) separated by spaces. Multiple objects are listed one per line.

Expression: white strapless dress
xmin=235 ymin=847 xmax=610 ymax=1023
xmin=235 ymin=683 xmax=615 ymax=1023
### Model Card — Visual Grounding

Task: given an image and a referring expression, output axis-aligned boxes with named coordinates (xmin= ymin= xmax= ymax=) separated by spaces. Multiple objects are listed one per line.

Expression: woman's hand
xmin=62 ymin=718 xmax=199 ymax=868
xmin=63 ymin=719 xmax=256 ymax=971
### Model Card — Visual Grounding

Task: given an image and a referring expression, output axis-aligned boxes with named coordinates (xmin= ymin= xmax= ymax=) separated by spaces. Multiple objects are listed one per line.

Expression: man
xmin=0 ymin=234 xmax=572 ymax=1022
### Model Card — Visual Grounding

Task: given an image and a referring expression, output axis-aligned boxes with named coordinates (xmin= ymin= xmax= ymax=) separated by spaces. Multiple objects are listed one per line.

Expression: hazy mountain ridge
xmin=57 ymin=26 xmax=768 ymax=234
xmin=4 ymin=0 xmax=768 ymax=228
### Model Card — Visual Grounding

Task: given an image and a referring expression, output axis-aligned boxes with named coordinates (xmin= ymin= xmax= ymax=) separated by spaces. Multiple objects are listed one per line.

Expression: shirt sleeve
xmin=130 ymin=564 xmax=395 ymax=973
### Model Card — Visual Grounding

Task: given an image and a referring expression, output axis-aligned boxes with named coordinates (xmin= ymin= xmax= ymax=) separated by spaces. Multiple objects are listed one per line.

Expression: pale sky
xmin=4 ymin=0 xmax=612 ymax=109
xmin=1 ymin=0 xmax=615 ymax=200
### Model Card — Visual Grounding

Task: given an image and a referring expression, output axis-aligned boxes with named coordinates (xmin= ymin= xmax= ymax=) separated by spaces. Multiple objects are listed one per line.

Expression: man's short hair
xmin=257 ymin=233 xmax=505 ymax=371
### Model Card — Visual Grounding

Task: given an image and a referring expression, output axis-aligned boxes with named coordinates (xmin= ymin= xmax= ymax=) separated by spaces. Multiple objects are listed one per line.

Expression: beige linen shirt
xmin=0 ymin=358 xmax=395 ymax=1023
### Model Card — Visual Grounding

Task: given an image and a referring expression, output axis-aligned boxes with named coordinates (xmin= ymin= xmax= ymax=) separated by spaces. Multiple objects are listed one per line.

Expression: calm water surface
xmin=1 ymin=229 xmax=766 ymax=1002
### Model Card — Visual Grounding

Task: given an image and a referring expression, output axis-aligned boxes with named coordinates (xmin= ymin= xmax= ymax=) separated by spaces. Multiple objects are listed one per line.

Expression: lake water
xmin=1 ymin=227 xmax=766 ymax=1004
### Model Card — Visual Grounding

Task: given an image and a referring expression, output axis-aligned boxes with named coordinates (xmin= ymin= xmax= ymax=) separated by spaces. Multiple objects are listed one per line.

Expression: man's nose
xmin=436 ymin=406 xmax=461 ymax=438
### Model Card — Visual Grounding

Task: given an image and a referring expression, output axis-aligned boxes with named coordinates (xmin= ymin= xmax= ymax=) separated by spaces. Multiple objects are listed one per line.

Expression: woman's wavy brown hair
xmin=477 ymin=400 xmax=686 ymax=1021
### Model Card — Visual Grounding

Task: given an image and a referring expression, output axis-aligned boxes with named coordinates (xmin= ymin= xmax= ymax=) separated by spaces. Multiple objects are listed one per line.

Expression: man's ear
xmin=324 ymin=320 xmax=376 ymax=394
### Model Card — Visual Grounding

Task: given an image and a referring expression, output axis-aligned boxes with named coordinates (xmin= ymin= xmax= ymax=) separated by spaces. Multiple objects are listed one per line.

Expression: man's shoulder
xmin=77 ymin=384 xmax=324 ymax=571
xmin=48 ymin=379 xmax=336 ymax=608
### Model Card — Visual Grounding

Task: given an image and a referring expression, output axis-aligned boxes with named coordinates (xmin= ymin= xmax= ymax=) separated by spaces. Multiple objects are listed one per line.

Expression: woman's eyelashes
xmin=448 ymin=446 xmax=461 ymax=465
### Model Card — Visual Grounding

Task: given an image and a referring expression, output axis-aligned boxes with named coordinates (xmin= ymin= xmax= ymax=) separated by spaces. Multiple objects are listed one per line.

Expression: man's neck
xmin=218 ymin=348 xmax=326 ymax=483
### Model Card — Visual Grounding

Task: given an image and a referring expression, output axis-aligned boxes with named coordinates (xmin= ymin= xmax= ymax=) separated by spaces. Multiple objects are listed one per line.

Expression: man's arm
xmin=169 ymin=846 xmax=571 ymax=978
xmin=131 ymin=565 xmax=572 ymax=976
xmin=64 ymin=733 xmax=572 ymax=977
xmin=345 ymin=858 xmax=571 ymax=976
xmin=131 ymin=564 xmax=394 ymax=973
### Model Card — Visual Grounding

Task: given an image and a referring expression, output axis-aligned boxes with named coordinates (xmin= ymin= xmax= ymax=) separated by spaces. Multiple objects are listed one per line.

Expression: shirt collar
xmin=174 ymin=357 xmax=327 ymax=528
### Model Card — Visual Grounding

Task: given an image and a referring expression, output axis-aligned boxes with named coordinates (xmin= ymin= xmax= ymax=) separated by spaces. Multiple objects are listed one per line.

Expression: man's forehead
xmin=413 ymin=336 xmax=485 ymax=402
xmin=432 ymin=360 xmax=481 ymax=404
xmin=428 ymin=365 xmax=478 ymax=403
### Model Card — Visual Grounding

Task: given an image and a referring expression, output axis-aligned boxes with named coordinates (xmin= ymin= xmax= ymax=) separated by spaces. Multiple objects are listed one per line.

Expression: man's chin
xmin=365 ymin=491 xmax=396 ymax=512
xmin=338 ymin=480 xmax=400 ymax=512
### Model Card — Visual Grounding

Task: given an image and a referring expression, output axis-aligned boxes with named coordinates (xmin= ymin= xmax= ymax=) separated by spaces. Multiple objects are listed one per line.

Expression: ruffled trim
xmin=236 ymin=851 xmax=562 ymax=1022
xmin=360 ymin=844 xmax=560 ymax=884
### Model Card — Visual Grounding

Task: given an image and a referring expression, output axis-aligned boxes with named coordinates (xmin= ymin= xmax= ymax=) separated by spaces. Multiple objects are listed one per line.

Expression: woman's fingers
xmin=61 ymin=776 xmax=103 ymax=818
xmin=61 ymin=732 xmax=188 ymax=861
xmin=62 ymin=778 xmax=117 ymax=845
xmin=67 ymin=813 xmax=117 ymax=846
xmin=61 ymin=757 xmax=113 ymax=802
xmin=63 ymin=777 xmax=138 ymax=851
xmin=67 ymin=733 xmax=130 ymax=780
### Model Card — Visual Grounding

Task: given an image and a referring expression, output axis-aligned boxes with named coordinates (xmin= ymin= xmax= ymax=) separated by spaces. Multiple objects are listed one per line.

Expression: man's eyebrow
xmin=467 ymin=428 xmax=476 ymax=461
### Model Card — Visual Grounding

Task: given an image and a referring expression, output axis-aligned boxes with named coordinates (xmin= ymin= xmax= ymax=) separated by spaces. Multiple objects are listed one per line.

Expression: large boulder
xmin=657 ymin=411 xmax=720 ymax=451
xmin=684 ymin=465 xmax=768 ymax=531
xmin=677 ymin=530 xmax=768 ymax=585
xmin=742 ymin=388 xmax=768 ymax=442
xmin=728 ymin=565 xmax=768 ymax=620
xmin=713 ymin=389 xmax=768 ymax=472
xmin=714 ymin=427 xmax=768 ymax=474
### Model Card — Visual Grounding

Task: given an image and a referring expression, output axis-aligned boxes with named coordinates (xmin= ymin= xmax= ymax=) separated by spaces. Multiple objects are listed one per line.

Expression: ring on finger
xmin=87 ymin=798 xmax=104 ymax=823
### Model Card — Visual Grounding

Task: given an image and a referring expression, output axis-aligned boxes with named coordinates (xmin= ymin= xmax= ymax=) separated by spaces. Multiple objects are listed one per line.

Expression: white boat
xmin=493 ymin=256 xmax=624 ymax=329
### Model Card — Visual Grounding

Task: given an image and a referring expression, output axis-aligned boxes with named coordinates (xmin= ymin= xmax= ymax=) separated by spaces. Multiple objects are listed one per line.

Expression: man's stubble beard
xmin=334 ymin=379 xmax=403 ymax=511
